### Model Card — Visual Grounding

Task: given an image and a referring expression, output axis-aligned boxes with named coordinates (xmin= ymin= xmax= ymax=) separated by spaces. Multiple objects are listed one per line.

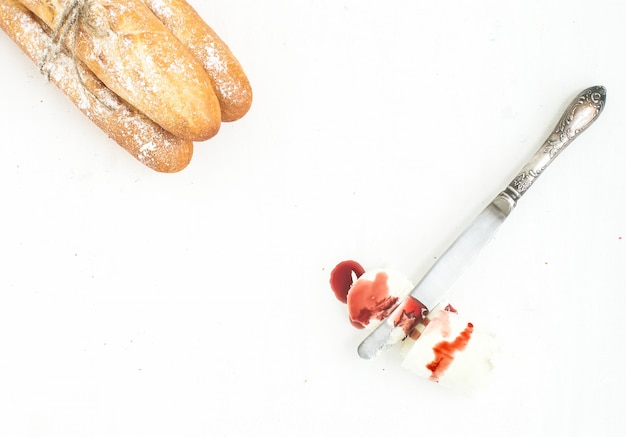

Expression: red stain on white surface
xmin=425 ymin=311 xmax=474 ymax=381
xmin=346 ymin=271 xmax=399 ymax=329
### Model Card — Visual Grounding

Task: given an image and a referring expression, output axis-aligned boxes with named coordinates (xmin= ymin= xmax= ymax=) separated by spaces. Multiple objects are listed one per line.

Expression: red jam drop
xmin=444 ymin=304 xmax=458 ymax=314
xmin=329 ymin=260 xmax=365 ymax=303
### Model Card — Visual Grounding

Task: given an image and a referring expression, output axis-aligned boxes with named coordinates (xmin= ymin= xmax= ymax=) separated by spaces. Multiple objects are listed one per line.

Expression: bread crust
xmin=144 ymin=0 xmax=252 ymax=122
xmin=0 ymin=0 xmax=194 ymax=172
xmin=18 ymin=0 xmax=221 ymax=141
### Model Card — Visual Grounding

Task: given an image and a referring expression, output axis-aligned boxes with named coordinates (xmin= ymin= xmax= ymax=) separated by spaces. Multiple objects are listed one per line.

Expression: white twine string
xmin=39 ymin=0 xmax=114 ymax=110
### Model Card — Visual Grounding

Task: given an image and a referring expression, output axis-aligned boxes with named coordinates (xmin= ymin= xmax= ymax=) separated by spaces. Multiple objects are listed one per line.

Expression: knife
xmin=357 ymin=85 xmax=607 ymax=360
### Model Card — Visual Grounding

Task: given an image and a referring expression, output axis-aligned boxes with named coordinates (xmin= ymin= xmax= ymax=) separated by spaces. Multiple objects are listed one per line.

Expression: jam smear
xmin=393 ymin=296 xmax=428 ymax=338
xmin=426 ymin=322 xmax=474 ymax=381
xmin=329 ymin=260 xmax=365 ymax=303
xmin=347 ymin=271 xmax=398 ymax=329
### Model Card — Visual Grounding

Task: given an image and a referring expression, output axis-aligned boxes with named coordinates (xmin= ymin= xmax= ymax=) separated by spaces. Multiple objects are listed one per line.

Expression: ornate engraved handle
xmin=495 ymin=86 xmax=606 ymax=213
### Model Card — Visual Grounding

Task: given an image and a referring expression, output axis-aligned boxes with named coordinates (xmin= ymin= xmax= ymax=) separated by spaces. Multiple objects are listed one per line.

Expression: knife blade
xmin=357 ymin=85 xmax=607 ymax=360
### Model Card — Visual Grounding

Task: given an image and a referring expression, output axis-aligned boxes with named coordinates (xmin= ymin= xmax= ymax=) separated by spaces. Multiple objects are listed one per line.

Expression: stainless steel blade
xmin=406 ymin=202 xmax=508 ymax=311
xmin=357 ymin=85 xmax=607 ymax=360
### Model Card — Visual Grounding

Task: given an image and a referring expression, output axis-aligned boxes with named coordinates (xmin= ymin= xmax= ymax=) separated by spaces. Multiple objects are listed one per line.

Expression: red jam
xmin=346 ymin=271 xmax=399 ymax=329
xmin=426 ymin=322 xmax=474 ymax=381
xmin=329 ymin=260 xmax=365 ymax=304
xmin=330 ymin=260 xmax=426 ymax=333
xmin=393 ymin=296 xmax=428 ymax=337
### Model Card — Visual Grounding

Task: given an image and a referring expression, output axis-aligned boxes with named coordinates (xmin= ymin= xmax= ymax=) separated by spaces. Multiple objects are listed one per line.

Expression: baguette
xmin=18 ymin=0 xmax=221 ymax=141
xmin=0 ymin=0 xmax=193 ymax=172
xmin=144 ymin=0 xmax=252 ymax=122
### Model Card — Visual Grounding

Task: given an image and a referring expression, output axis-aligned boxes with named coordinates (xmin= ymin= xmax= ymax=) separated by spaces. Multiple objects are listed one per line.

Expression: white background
xmin=1 ymin=1 xmax=625 ymax=436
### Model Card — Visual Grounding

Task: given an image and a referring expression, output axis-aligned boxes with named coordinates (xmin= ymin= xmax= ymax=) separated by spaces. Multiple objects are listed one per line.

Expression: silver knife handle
xmin=497 ymin=86 xmax=606 ymax=212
